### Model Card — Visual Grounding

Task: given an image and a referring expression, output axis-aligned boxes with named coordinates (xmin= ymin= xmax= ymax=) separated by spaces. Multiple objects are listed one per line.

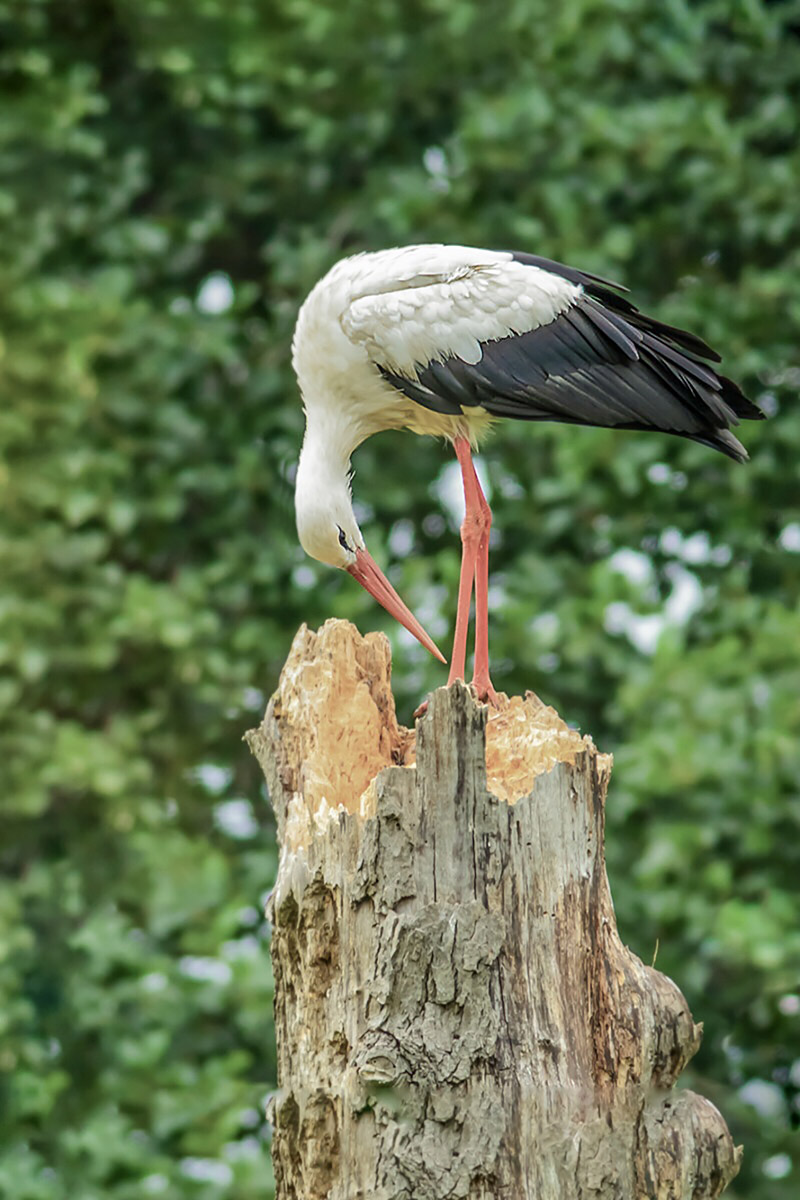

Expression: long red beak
xmin=347 ymin=547 xmax=446 ymax=663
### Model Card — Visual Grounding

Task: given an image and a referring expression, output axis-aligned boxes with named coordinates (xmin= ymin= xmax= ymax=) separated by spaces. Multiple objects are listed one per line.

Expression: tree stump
xmin=246 ymin=619 xmax=740 ymax=1200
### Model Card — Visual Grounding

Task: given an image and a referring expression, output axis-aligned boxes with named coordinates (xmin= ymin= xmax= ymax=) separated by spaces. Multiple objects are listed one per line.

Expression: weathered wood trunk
xmin=247 ymin=619 xmax=740 ymax=1200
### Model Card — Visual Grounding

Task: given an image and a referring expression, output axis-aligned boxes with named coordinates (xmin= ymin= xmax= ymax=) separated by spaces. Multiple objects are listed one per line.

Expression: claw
xmin=471 ymin=679 xmax=501 ymax=706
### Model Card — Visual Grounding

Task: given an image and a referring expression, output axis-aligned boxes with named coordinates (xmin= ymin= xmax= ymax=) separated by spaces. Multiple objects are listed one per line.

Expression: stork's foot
xmin=414 ymin=675 xmax=500 ymax=720
xmin=470 ymin=675 xmax=500 ymax=706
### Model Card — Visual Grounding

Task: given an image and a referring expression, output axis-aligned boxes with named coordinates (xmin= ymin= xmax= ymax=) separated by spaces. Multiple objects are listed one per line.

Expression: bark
xmin=247 ymin=619 xmax=740 ymax=1200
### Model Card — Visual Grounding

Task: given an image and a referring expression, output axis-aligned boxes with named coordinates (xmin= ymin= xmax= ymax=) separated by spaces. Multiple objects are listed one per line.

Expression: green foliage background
xmin=2 ymin=0 xmax=799 ymax=1195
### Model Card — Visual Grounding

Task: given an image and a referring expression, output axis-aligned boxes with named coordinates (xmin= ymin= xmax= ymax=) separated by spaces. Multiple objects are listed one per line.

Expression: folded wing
xmin=343 ymin=248 xmax=763 ymax=461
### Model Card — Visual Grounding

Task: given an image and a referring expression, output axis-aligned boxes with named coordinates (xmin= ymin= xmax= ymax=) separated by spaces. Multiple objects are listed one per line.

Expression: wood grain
xmin=247 ymin=619 xmax=740 ymax=1200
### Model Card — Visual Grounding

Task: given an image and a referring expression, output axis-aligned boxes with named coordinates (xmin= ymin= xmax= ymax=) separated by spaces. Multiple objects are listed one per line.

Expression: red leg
xmin=448 ymin=438 xmax=498 ymax=704
xmin=446 ymin=519 xmax=478 ymax=687
xmin=470 ymin=463 xmax=498 ymax=704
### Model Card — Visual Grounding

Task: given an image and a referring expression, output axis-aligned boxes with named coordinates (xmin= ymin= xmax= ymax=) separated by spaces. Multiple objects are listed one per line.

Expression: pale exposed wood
xmin=247 ymin=619 xmax=740 ymax=1200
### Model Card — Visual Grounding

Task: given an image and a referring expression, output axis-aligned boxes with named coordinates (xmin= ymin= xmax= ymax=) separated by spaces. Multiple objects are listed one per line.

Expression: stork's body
xmin=293 ymin=245 xmax=762 ymax=701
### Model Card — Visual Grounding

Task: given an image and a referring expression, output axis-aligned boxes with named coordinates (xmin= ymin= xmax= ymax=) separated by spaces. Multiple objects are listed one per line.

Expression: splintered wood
xmin=248 ymin=619 xmax=740 ymax=1200
xmin=253 ymin=621 xmax=411 ymax=850
xmin=254 ymin=619 xmax=594 ymax=847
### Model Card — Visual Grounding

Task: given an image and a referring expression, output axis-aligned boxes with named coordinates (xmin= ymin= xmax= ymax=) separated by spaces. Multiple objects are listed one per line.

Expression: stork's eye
xmin=337 ymin=526 xmax=351 ymax=552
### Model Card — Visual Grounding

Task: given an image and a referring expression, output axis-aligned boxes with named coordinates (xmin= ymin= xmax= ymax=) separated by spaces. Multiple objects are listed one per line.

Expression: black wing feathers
xmin=511 ymin=251 xmax=722 ymax=361
xmin=379 ymin=251 xmax=763 ymax=462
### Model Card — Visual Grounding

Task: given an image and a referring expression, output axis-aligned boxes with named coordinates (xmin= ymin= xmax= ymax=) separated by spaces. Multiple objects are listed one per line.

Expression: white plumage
xmin=292 ymin=243 xmax=761 ymax=701
xmin=340 ymin=249 xmax=578 ymax=372
xmin=292 ymin=245 xmax=576 ymax=449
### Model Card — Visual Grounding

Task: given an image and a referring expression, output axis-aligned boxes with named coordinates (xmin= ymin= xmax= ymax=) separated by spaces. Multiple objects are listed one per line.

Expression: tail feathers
xmin=690 ymin=427 xmax=749 ymax=462
xmin=718 ymin=373 xmax=766 ymax=422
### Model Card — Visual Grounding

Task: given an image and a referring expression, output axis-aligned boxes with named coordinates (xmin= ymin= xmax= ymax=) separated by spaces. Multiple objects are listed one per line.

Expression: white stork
xmin=292 ymin=244 xmax=762 ymax=703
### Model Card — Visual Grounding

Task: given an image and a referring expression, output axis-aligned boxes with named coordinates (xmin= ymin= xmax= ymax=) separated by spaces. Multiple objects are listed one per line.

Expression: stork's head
xmin=294 ymin=430 xmax=445 ymax=663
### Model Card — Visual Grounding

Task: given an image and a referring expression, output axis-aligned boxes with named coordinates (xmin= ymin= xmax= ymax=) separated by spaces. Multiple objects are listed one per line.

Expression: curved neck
xmin=294 ymin=416 xmax=363 ymax=567
xmin=296 ymin=419 xmax=355 ymax=501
